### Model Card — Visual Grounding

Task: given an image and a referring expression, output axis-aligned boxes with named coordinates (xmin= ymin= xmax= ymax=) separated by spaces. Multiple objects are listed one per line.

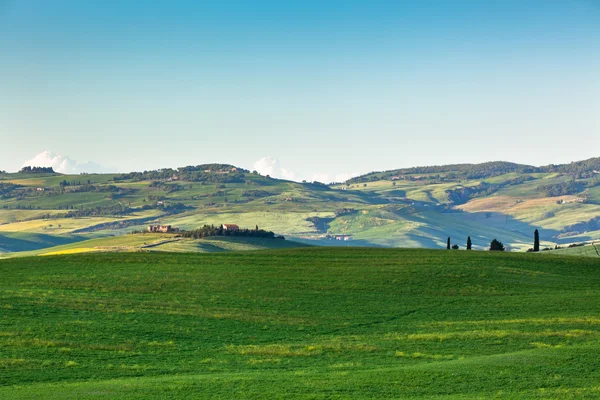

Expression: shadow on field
xmin=396 ymin=209 xmax=562 ymax=250
xmin=0 ymin=233 xmax=87 ymax=253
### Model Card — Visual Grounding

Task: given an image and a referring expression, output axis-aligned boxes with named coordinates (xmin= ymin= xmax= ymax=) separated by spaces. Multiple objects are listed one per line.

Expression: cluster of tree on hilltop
xmin=113 ymin=164 xmax=248 ymax=183
xmin=348 ymin=162 xmax=536 ymax=183
xmin=539 ymin=157 xmax=600 ymax=174
xmin=347 ymin=157 xmax=600 ymax=184
xmin=19 ymin=166 xmax=55 ymax=174
xmin=179 ymin=224 xmax=283 ymax=240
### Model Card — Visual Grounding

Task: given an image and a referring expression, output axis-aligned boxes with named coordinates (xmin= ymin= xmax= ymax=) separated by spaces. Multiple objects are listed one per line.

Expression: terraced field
xmin=1 ymin=248 xmax=600 ymax=398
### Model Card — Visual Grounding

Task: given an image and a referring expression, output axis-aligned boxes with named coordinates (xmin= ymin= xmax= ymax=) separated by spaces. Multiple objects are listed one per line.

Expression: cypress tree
xmin=533 ymin=229 xmax=540 ymax=252
xmin=447 ymin=237 xmax=451 ymax=250
xmin=467 ymin=236 xmax=472 ymax=250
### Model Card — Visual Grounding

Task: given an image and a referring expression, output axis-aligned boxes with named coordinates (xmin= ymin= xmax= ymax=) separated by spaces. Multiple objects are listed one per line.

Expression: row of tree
xmin=447 ymin=229 xmax=549 ymax=252
xmin=446 ymin=236 xmax=504 ymax=251
xmin=19 ymin=166 xmax=55 ymax=173
xmin=349 ymin=157 xmax=600 ymax=184
xmin=179 ymin=225 xmax=283 ymax=240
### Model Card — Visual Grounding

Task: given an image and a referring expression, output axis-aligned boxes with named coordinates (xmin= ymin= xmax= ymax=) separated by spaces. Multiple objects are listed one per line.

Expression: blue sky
xmin=0 ymin=0 xmax=598 ymax=181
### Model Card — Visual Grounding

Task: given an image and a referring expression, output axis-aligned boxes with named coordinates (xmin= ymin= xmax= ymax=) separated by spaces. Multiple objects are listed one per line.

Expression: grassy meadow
xmin=1 ymin=248 xmax=600 ymax=398
xmin=0 ymin=234 xmax=311 ymax=259
xmin=1 ymin=162 xmax=599 ymax=255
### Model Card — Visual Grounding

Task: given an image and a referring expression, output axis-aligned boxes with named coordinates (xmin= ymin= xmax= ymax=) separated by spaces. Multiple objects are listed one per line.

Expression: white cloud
xmin=253 ymin=156 xmax=281 ymax=178
xmin=253 ymin=156 xmax=359 ymax=184
xmin=310 ymin=172 xmax=359 ymax=184
xmin=22 ymin=151 xmax=114 ymax=174
xmin=253 ymin=156 xmax=298 ymax=181
xmin=311 ymin=172 xmax=330 ymax=184
xmin=334 ymin=172 xmax=360 ymax=183
xmin=280 ymin=168 xmax=297 ymax=181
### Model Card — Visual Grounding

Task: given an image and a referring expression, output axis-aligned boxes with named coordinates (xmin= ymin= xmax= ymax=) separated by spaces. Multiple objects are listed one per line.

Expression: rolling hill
xmin=1 ymin=248 xmax=600 ymax=398
xmin=1 ymin=157 xmax=599 ymax=255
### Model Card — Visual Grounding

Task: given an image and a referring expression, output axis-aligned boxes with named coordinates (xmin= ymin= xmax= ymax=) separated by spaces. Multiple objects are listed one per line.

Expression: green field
xmin=0 ymin=234 xmax=310 ymax=259
xmin=1 ymin=248 xmax=600 ymax=398
xmin=1 ymin=160 xmax=599 ymax=254
xmin=543 ymin=243 xmax=600 ymax=257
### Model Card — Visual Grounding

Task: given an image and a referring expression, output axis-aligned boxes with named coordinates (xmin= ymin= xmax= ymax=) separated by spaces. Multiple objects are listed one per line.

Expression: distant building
xmin=333 ymin=234 xmax=353 ymax=241
xmin=148 ymin=225 xmax=178 ymax=233
xmin=390 ymin=176 xmax=401 ymax=181
xmin=223 ymin=224 xmax=240 ymax=231
xmin=36 ymin=187 xmax=45 ymax=192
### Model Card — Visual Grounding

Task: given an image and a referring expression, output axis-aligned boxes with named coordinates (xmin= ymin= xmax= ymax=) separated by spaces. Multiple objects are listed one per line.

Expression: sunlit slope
xmin=1 ymin=234 xmax=309 ymax=257
xmin=1 ymin=248 xmax=600 ymax=398
xmin=543 ymin=243 xmax=600 ymax=257
xmin=2 ymin=160 xmax=599 ymax=251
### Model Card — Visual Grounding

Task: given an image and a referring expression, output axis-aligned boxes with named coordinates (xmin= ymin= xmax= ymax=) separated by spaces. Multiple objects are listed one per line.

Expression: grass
xmin=1 ymin=234 xmax=310 ymax=258
xmin=1 ymin=169 xmax=598 ymax=251
xmin=147 ymin=236 xmax=311 ymax=253
xmin=0 ymin=232 xmax=86 ymax=254
xmin=543 ymin=243 xmax=600 ymax=257
xmin=1 ymin=248 xmax=600 ymax=398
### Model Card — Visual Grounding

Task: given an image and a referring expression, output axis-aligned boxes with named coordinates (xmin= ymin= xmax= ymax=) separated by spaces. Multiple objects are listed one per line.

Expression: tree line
xmin=19 ymin=166 xmax=55 ymax=174
xmin=348 ymin=157 xmax=600 ymax=184
xmin=446 ymin=228 xmax=590 ymax=253
xmin=179 ymin=225 xmax=283 ymax=240
xmin=446 ymin=235 xmax=504 ymax=251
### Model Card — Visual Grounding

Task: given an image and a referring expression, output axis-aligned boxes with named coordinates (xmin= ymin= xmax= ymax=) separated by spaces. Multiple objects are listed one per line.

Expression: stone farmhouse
xmin=148 ymin=225 xmax=179 ymax=233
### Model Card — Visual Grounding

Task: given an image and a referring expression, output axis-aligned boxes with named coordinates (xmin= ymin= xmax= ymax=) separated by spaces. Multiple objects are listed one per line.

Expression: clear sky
xmin=1 ymin=0 xmax=599 ymax=181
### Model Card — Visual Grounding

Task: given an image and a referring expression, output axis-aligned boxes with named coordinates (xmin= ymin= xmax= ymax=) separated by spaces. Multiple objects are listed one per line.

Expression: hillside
xmin=542 ymin=243 xmax=600 ymax=257
xmin=0 ymin=234 xmax=311 ymax=258
xmin=1 ymin=158 xmax=599 ymax=254
xmin=1 ymin=248 xmax=600 ymax=398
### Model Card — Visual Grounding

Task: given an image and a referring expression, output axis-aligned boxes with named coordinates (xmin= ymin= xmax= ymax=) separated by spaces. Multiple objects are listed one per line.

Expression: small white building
xmin=333 ymin=234 xmax=353 ymax=241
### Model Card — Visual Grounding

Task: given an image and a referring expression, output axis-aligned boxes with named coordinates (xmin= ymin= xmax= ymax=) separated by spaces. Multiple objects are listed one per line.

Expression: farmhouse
xmin=148 ymin=225 xmax=179 ymax=233
xmin=223 ymin=224 xmax=240 ymax=231
xmin=390 ymin=176 xmax=401 ymax=181
xmin=333 ymin=234 xmax=353 ymax=241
